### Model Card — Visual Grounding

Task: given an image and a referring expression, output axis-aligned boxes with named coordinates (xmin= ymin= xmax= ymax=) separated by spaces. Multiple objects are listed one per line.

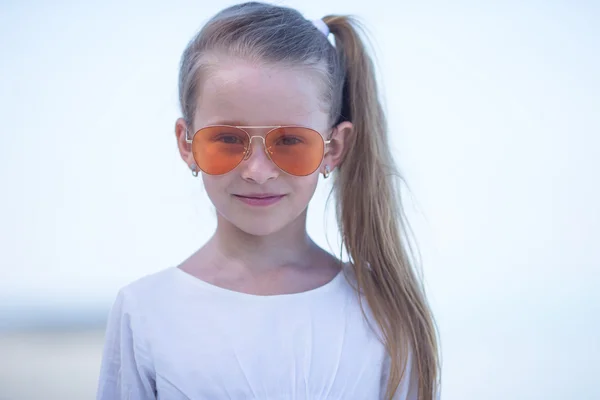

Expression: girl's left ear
xmin=322 ymin=121 xmax=353 ymax=173
xmin=175 ymin=117 xmax=195 ymax=168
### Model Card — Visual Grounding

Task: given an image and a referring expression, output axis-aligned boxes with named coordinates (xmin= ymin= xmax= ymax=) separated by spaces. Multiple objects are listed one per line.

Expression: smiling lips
xmin=233 ymin=193 xmax=286 ymax=206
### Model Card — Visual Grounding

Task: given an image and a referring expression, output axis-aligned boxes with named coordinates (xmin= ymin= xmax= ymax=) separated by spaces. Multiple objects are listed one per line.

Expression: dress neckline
xmin=172 ymin=265 xmax=348 ymax=301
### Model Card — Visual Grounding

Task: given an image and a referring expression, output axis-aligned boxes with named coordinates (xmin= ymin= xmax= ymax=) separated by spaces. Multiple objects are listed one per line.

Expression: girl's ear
xmin=322 ymin=121 xmax=353 ymax=173
xmin=175 ymin=118 xmax=195 ymax=168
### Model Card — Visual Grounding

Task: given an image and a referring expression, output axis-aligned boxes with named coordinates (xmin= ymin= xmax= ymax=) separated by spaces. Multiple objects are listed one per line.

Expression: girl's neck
xmin=180 ymin=211 xmax=342 ymax=295
xmin=209 ymin=211 xmax=316 ymax=275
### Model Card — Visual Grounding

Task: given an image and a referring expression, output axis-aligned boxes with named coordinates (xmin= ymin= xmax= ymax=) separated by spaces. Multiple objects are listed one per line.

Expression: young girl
xmin=97 ymin=2 xmax=439 ymax=399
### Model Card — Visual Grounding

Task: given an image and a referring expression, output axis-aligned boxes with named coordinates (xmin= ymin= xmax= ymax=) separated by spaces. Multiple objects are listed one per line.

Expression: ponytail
xmin=323 ymin=15 xmax=440 ymax=400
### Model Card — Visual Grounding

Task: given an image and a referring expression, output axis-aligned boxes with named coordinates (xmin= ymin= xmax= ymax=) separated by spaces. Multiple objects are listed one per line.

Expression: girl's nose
xmin=240 ymin=136 xmax=279 ymax=183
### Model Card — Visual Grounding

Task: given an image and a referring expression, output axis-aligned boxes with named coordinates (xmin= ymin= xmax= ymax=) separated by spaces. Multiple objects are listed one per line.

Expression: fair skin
xmin=174 ymin=58 xmax=353 ymax=295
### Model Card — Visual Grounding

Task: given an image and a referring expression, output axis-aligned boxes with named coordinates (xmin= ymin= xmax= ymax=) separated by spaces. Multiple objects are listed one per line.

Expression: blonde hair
xmin=177 ymin=3 xmax=439 ymax=399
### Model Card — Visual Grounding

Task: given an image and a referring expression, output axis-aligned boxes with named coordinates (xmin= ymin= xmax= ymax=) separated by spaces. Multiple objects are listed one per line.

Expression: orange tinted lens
xmin=266 ymin=127 xmax=325 ymax=176
xmin=191 ymin=126 xmax=248 ymax=175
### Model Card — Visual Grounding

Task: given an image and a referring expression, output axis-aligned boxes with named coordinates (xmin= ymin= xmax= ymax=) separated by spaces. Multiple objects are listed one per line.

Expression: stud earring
xmin=191 ymin=164 xmax=198 ymax=177
xmin=323 ymin=165 xmax=330 ymax=179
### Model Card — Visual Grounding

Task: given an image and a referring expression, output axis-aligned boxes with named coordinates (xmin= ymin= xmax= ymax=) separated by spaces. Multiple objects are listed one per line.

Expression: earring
xmin=191 ymin=164 xmax=198 ymax=177
xmin=323 ymin=165 xmax=330 ymax=179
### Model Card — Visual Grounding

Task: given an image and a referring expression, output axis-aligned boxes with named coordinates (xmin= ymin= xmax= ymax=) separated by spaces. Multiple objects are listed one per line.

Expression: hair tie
xmin=312 ymin=19 xmax=329 ymax=36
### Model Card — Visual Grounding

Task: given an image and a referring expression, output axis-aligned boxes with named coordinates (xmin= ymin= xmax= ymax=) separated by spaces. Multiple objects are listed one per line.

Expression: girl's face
xmin=176 ymin=60 xmax=349 ymax=236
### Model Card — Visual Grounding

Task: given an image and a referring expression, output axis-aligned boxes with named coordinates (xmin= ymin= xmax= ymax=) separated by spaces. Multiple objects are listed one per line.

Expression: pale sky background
xmin=1 ymin=1 xmax=599 ymax=399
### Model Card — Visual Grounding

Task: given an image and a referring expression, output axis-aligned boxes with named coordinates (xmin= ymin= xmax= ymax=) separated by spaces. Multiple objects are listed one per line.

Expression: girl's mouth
xmin=233 ymin=194 xmax=286 ymax=206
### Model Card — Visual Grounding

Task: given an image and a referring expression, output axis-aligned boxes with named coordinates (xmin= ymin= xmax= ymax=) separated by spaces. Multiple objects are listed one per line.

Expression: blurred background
xmin=1 ymin=0 xmax=599 ymax=399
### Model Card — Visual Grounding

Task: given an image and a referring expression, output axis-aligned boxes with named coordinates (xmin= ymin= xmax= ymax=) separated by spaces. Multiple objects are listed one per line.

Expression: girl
xmin=97 ymin=2 xmax=439 ymax=400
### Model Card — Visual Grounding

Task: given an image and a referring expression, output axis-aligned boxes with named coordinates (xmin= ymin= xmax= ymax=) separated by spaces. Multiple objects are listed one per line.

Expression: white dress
xmin=96 ymin=266 xmax=418 ymax=399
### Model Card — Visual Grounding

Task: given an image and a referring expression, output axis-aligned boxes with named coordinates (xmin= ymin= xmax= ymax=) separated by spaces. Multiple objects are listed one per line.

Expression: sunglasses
xmin=185 ymin=125 xmax=331 ymax=176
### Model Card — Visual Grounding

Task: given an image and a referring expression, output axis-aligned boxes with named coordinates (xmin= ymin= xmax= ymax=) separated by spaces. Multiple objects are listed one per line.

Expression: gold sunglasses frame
xmin=185 ymin=125 xmax=332 ymax=176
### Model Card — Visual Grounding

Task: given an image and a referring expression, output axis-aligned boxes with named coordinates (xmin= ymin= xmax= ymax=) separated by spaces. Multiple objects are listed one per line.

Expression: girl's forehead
xmin=196 ymin=62 xmax=328 ymax=127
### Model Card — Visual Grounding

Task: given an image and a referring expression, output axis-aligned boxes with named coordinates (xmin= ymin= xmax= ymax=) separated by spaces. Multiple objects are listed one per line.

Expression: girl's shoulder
xmin=108 ymin=267 xmax=183 ymax=317
xmin=117 ymin=266 xmax=180 ymax=298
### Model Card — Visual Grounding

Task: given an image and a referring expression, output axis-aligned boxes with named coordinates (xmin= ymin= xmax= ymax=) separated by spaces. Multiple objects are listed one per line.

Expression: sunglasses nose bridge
xmin=243 ymin=135 xmax=270 ymax=160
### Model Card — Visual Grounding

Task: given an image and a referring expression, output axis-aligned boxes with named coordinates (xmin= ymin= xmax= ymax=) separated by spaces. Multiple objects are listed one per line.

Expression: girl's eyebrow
xmin=204 ymin=119 xmax=247 ymax=126
xmin=205 ymin=120 xmax=299 ymax=128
